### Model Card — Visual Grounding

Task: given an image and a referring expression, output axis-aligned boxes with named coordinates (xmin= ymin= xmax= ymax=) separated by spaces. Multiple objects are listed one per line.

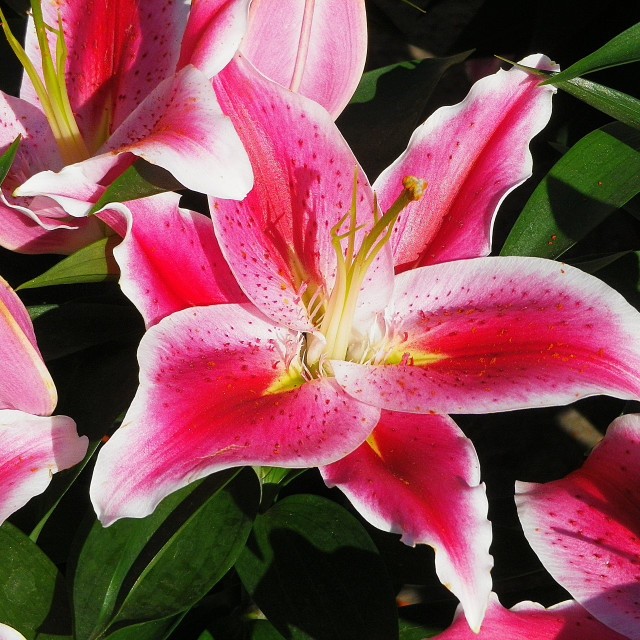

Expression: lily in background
xmin=0 ymin=623 xmax=27 ymax=640
xmin=0 ymin=0 xmax=367 ymax=255
xmin=0 ymin=275 xmax=87 ymax=525
xmin=433 ymin=413 xmax=640 ymax=639
xmin=90 ymin=52 xmax=640 ymax=631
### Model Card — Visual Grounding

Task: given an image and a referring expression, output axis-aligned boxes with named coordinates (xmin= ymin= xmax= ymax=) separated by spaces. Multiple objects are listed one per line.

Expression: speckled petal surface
xmin=332 ymin=257 xmax=640 ymax=414
xmin=431 ymin=593 xmax=629 ymax=639
xmin=0 ymin=410 xmax=88 ymax=525
xmin=241 ymin=0 xmax=367 ymax=118
xmin=517 ymin=413 xmax=640 ymax=639
xmin=321 ymin=411 xmax=492 ymax=632
xmin=211 ymin=54 xmax=392 ymax=332
xmin=375 ymin=54 xmax=557 ymax=271
xmin=97 ymin=194 xmax=246 ymax=328
xmin=17 ymin=66 xmax=253 ymax=209
xmin=21 ymin=0 xmax=189 ymax=139
xmin=90 ymin=303 xmax=380 ymax=526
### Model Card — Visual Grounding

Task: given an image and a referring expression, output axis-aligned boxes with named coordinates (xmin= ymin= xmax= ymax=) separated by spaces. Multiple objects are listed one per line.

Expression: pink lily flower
xmin=0 ymin=0 xmax=367 ymax=255
xmin=433 ymin=413 xmax=640 ymax=639
xmin=515 ymin=413 xmax=640 ymax=639
xmin=0 ymin=0 xmax=254 ymax=254
xmin=0 ymin=276 xmax=88 ymax=525
xmin=90 ymin=53 xmax=640 ymax=631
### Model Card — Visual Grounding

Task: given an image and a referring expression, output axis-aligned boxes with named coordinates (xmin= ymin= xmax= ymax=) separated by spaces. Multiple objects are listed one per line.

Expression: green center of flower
xmin=1 ymin=0 xmax=90 ymax=164
xmin=308 ymin=171 xmax=426 ymax=368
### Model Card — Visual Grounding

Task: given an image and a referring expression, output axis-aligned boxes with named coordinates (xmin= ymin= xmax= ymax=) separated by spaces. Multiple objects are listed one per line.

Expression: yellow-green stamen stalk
xmin=0 ymin=0 xmax=89 ymax=164
xmin=319 ymin=171 xmax=427 ymax=362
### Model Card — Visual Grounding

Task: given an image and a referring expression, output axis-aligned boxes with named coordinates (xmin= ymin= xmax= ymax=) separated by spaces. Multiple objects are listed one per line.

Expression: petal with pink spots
xmin=90 ymin=303 xmax=380 ymax=526
xmin=320 ymin=410 xmax=492 ymax=632
xmin=97 ymin=194 xmax=246 ymax=328
xmin=517 ymin=413 xmax=640 ymax=640
xmin=211 ymin=54 xmax=392 ymax=332
xmin=332 ymin=257 xmax=640 ymax=414
xmin=376 ymin=54 xmax=558 ymax=271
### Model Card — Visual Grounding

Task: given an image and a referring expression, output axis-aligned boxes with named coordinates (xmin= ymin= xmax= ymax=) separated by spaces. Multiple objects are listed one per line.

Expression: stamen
xmin=319 ymin=171 xmax=427 ymax=363
xmin=0 ymin=0 xmax=89 ymax=164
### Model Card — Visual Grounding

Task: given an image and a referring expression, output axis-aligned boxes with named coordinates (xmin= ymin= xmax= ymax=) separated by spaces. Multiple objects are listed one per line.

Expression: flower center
xmin=1 ymin=0 xmax=90 ymax=164
xmin=307 ymin=171 xmax=426 ymax=368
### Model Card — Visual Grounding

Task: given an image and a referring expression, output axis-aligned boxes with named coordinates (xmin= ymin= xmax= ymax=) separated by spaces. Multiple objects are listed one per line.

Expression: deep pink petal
xmin=90 ymin=303 xmax=380 ymax=526
xmin=18 ymin=67 xmax=253 ymax=209
xmin=374 ymin=54 xmax=557 ymax=270
xmin=517 ymin=413 xmax=640 ymax=639
xmin=332 ymin=257 xmax=640 ymax=414
xmin=97 ymin=194 xmax=247 ymax=327
xmin=22 ymin=0 xmax=189 ymax=141
xmin=0 ymin=410 xmax=88 ymax=524
xmin=0 ymin=277 xmax=56 ymax=415
xmin=241 ymin=0 xmax=367 ymax=118
xmin=321 ymin=411 xmax=492 ymax=632
xmin=432 ymin=593 xmax=629 ymax=639
xmin=211 ymin=54 xmax=392 ymax=332
xmin=178 ymin=0 xmax=250 ymax=78
xmin=0 ymin=198 xmax=105 ymax=254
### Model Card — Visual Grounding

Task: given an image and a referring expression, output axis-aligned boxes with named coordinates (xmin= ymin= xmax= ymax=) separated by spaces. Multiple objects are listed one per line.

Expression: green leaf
xmin=102 ymin=615 xmax=180 ymax=640
xmin=88 ymin=159 xmax=183 ymax=215
xmin=17 ymin=236 xmax=120 ymax=290
xmin=552 ymin=76 xmax=640 ymax=131
xmin=398 ymin=616 xmax=442 ymax=639
xmin=541 ymin=22 xmax=640 ymax=83
xmin=0 ymin=522 xmax=71 ymax=639
xmin=501 ymin=121 xmax=640 ymax=258
xmin=72 ymin=469 xmax=259 ymax=640
xmin=338 ymin=51 xmax=472 ymax=179
xmin=0 ymin=135 xmax=20 ymax=184
xmin=235 ymin=494 xmax=398 ymax=640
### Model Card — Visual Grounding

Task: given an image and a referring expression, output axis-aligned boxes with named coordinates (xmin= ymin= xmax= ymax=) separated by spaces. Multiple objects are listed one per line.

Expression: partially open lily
xmin=0 ymin=0 xmax=254 ymax=253
xmin=0 ymin=0 xmax=367 ymax=254
xmin=516 ymin=413 xmax=640 ymax=639
xmin=90 ymin=53 xmax=640 ymax=631
xmin=240 ymin=0 xmax=367 ymax=118
xmin=0 ymin=276 xmax=87 ymax=524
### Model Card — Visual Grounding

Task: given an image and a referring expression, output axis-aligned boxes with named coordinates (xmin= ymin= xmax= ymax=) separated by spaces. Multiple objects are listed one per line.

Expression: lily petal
xmin=517 ymin=413 xmax=640 ymax=640
xmin=332 ymin=257 xmax=640 ymax=414
xmin=90 ymin=303 xmax=380 ymax=526
xmin=17 ymin=66 xmax=253 ymax=211
xmin=0 ymin=410 xmax=88 ymax=525
xmin=320 ymin=410 xmax=492 ymax=632
xmin=0 ymin=277 xmax=56 ymax=416
xmin=211 ymin=54 xmax=390 ymax=332
xmin=241 ymin=0 xmax=367 ymax=118
xmin=178 ymin=0 xmax=250 ymax=78
xmin=375 ymin=54 xmax=558 ymax=270
xmin=22 ymin=0 xmax=190 ymax=139
xmin=97 ymin=194 xmax=247 ymax=328
xmin=0 ymin=198 xmax=105 ymax=254
xmin=431 ymin=593 xmax=629 ymax=639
